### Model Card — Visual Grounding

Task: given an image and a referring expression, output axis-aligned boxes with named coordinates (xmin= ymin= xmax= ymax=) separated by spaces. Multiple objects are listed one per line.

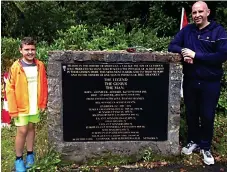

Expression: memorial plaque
xmin=62 ymin=62 xmax=169 ymax=142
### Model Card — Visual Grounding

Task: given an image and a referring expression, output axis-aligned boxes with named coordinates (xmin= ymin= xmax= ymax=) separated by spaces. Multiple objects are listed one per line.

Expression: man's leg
xmin=199 ymin=81 xmax=220 ymax=165
xmin=183 ymin=79 xmax=200 ymax=144
xmin=200 ymin=81 xmax=221 ymax=150
xmin=181 ymin=79 xmax=201 ymax=155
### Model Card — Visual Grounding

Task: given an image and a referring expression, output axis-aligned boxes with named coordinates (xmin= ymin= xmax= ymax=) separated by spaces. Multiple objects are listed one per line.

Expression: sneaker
xmin=201 ymin=149 xmax=215 ymax=165
xmin=25 ymin=153 xmax=35 ymax=169
xmin=15 ymin=159 xmax=26 ymax=172
xmin=181 ymin=141 xmax=199 ymax=155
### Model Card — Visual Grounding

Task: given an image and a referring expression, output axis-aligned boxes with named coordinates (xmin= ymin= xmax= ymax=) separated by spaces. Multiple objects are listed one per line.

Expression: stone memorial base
xmin=47 ymin=51 xmax=182 ymax=163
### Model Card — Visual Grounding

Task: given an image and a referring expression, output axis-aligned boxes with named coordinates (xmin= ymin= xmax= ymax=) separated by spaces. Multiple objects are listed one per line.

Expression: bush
xmin=53 ymin=25 xmax=89 ymax=50
xmin=52 ymin=23 xmax=171 ymax=51
xmin=213 ymin=114 xmax=227 ymax=156
xmin=216 ymin=5 xmax=227 ymax=29
xmin=217 ymin=62 xmax=227 ymax=116
xmin=1 ymin=37 xmax=20 ymax=72
xmin=36 ymin=41 xmax=50 ymax=65
xmin=87 ymin=23 xmax=128 ymax=50
xmin=147 ymin=4 xmax=178 ymax=37
xmin=2 ymin=1 xmax=76 ymax=43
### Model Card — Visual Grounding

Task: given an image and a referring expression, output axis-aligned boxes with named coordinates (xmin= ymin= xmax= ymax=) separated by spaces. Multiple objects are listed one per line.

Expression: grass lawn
xmin=1 ymin=112 xmax=227 ymax=172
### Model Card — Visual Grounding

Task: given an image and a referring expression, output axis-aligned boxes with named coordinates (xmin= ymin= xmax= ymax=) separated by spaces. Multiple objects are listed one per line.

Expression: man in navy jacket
xmin=168 ymin=1 xmax=227 ymax=165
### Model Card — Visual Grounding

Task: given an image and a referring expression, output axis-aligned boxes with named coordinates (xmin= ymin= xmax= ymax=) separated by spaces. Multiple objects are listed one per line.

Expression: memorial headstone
xmin=47 ymin=51 xmax=182 ymax=163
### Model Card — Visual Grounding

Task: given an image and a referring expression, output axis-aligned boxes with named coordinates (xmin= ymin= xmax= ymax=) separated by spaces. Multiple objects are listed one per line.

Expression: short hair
xmin=20 ymin=37 xmax=36 ymax=48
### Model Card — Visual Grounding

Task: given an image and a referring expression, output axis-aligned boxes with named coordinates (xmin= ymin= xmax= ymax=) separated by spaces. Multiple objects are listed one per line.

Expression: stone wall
xmin=47 ymin=51 xmax=182 ymax=163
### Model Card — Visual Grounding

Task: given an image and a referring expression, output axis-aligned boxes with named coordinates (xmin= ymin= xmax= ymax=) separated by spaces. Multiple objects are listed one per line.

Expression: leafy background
xmin=1 ymin=1 xmax=227 ymax=171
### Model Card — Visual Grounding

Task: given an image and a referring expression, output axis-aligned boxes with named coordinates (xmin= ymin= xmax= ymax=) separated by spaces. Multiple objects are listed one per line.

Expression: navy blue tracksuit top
xmin=168 ymin=21 xmax=227 ymax=81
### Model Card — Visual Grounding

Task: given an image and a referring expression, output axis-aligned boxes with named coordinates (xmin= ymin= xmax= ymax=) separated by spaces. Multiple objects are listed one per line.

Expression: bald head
xmin=191 ymin=1 xmax=210 ymax=29
xmin=192 ymin=1 xmax=209 ymax=10
xmin=192 ymin=1 xmax=209 ymax=11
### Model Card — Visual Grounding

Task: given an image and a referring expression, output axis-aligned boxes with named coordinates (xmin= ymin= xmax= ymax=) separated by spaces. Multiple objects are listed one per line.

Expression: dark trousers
xmin=183 ymin=78 xmax=221 ymax=150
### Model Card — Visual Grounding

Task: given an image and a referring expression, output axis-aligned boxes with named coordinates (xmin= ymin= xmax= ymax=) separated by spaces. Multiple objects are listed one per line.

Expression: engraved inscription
xmin=62 ymin=63 xmax=169 ymax=142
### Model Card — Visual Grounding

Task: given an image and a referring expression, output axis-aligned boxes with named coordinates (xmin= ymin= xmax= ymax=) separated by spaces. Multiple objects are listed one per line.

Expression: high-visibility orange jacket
xmin=6 ymin=58 xmax=48 ymax=117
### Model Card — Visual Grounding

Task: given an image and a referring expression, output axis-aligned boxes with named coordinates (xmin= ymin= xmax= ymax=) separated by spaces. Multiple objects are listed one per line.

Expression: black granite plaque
xmin=62 ymin=62 xmax=169 ymax=142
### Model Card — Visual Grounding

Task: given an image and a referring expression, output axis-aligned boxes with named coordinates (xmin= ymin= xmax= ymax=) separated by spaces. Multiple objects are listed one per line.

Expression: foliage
xmin=1 ymin=2 xmax=21 ymax=37
xmin=3 ymin=2 xmax=225 ymax=43
xmin=142 ymin=147 xmax=153 ymax=162
xmin=1 ymin=126 xmax=17 ymax=172
xmin=86 ymin=23 xmax=128 ymax=50
xmin=69 ymin=1 xmax=140 ymax=26
xmin=54 ymin=25 xmax=89 ymax=50
xmin=1 ymin=1 xmax=76 ymax=43
xmin=52 ymin=23 xmax=171 ymax=51
xmin=213 ymin=115 xmax=227 ymax=156
xmin=217 ymin=62 xmax=227 ymax=116
xmin=216 ymin=2 xmax=227 ymax=29
xmin=1 ymin=24 xmax=172 ymax=69
xmin=36 ymin=41 xmax=51 ymax=65
xmin=1 ymin=37 xmax=20 ymax=72
xmin=2 ymin=1 xmax=227 ymax=44
xmin=29 ymin=150 xmax=61 ymax=172
xmin=218 ymin=87 xmax=227 ymax=116
xmin=147 ymin=3 xmax=178 ymax=37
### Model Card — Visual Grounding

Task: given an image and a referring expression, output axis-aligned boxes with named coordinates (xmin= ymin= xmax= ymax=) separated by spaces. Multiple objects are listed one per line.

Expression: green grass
xmin=1 ymin=112 xmax=60 ymax=172
xmin=1 ymin=112 xmax=227 ymax=172
xmin=1 ymin=125 xmax=16 ymax=171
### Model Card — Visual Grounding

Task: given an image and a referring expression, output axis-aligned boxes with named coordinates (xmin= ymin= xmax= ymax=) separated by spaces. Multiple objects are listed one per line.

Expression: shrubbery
xmin=1 ymin=24 xmax=226 ymax=115
xmin=1 ymin=37 xmax=20 ymax=71
xmin=52 ymin=23 xmax=171 ymax=51
xmin=2 ymin=24 xmax=171 ymax=67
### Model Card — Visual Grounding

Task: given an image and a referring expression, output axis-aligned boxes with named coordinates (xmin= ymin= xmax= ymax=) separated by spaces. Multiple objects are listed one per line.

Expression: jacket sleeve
xmin=195 ymin=27 xmax=227 ymax=64
xmin=6 ymin=66 xmax=18 ymax=117
xmin=168 ymin=29 xmax=185 ymax=54
xmin=40 ymin=63 xmax=48 ymax=109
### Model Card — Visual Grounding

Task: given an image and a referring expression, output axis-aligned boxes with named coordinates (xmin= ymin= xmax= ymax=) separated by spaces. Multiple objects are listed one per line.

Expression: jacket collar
xmin=17 ymin=58 xmax=39 ymax=72
xmin=192 ymin=20 xmax=218 ymax=33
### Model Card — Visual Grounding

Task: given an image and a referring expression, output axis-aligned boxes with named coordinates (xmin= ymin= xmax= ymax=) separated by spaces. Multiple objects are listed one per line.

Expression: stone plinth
xmin=47 ymin=51 xmax=182 ymax=163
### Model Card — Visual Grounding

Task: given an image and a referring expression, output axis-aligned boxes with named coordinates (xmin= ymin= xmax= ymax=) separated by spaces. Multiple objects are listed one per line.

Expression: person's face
xmin=19 ymin=44 xmax=36 ymax=62
xmin=192 ymin=3 xmax=210 ymax=26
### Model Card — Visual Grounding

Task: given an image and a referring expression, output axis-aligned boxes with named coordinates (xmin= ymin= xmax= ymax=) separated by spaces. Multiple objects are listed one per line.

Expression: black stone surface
xmin=62 ymin=62 xmax=169 ymax=142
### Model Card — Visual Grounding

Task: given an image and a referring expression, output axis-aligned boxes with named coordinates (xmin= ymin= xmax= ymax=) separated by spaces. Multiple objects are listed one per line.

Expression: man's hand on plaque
xmin=184 ymin=57 xmax=193 ymax=64
xmin=181 ymin=48 xmax=195 ymax=59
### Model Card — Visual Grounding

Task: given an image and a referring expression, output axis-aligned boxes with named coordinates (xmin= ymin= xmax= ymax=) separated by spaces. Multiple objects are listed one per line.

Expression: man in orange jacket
xmin=6 ymin=37 xmax=48 ymax=171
